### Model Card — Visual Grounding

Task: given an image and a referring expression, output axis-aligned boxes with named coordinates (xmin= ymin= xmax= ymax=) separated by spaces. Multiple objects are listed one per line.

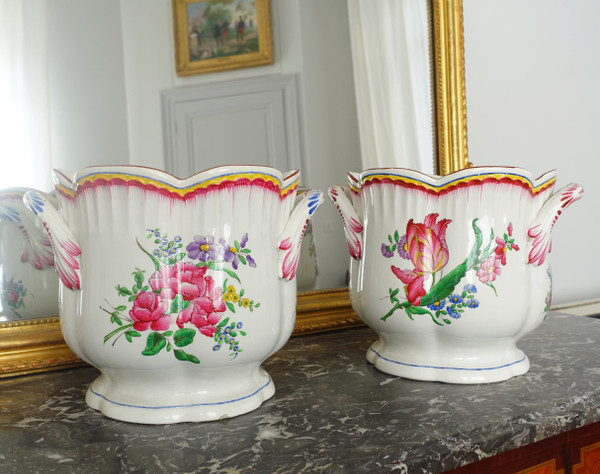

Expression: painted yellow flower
xmin=241 ymin=298 xmax=250 ymax=308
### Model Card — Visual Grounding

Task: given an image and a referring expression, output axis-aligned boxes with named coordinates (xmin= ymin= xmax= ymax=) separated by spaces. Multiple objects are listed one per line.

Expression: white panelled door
xmin=161 ymin=74 xmax=301 ymax=177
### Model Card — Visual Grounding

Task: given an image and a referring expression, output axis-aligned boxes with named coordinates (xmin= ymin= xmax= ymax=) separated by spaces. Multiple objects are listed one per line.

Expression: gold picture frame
xmin=172 ymin=0 xmax=274 ymax=77
xmin=0 ymin=0 xmax=470 ymax=378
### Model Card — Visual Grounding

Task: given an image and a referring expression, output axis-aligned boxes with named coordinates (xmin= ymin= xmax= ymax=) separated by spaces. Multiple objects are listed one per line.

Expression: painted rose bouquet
xmin=102 ymin=229 xmax=260 ymax=363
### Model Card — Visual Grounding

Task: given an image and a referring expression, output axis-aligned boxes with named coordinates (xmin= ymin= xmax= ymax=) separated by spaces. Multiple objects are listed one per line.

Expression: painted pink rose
xmin=7 ymin=289 xmax=19 ymax=305
xmin=129 ymin=291 xmax=171 ymax=331
xmin=494 ymin=222 xmax=520 ymax=265
xmin=176 ymin=275 xmax=226 ymax=336
xmin=148 ymin=263 xmax=208 ymax=301
xmin=391 ymin=213 xmax=452 ymax=305
xmin=477 ymin=256 xmax=501 ymax=283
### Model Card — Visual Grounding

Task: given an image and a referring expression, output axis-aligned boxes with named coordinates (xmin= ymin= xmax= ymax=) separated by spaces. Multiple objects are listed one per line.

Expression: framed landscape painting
xmin=173 ymin=0 xmax=274 ymax=76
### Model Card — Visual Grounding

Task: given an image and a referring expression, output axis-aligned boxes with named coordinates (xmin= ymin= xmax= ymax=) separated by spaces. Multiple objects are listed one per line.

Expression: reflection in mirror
xmin=0 ymin=0 xmax=469 ymax=377
xmin=0 ymin=189 xmax=58 ymax=322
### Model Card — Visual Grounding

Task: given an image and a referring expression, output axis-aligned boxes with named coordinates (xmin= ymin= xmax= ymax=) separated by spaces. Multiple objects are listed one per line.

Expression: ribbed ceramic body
xmin=329 ymin=167 xmax=583 ymax=383
xmin=25 ymin=165 xmax=324 ymax=423
xmin=0 ymin=188 xmax=57 ymax=320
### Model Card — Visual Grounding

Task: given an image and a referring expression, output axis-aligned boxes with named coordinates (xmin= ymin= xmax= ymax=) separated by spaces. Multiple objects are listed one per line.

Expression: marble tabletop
xmin=2 ymin=312 xmax=600 ymax=473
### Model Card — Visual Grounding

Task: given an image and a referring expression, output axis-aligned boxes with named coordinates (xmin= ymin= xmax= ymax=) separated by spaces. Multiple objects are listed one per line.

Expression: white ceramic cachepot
xmin=24 ymin=165 xmax=324 ymax=423
xmin=329 ymin=167 xmax=583 ymax=384
xmin=0 ymin=188 xmax=58 ymax=320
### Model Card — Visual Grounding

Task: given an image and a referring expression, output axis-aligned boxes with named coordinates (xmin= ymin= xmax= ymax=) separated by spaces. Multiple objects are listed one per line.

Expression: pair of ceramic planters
xmin=20 ymin=165 xmax=582 ymax=424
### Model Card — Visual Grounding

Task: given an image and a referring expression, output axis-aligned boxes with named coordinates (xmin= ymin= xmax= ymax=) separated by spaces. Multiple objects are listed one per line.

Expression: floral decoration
xmin=1 ymin=275 xmax=27 ymax=319
xmin=381 ymin=214 xmax=520 ymax=325
xmin=102 ymin=229 xmax=260 ymax=363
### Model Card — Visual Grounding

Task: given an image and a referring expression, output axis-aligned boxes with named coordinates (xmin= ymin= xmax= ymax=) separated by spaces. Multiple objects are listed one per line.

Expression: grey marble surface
xmin=2 ymin=312 xmax=600 ymax=473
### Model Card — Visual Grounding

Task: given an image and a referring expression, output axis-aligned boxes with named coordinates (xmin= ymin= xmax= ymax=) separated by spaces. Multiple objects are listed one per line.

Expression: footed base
xmin=85 ymin=366 xmax=275 ymax=424
xmin=365 ymin=339 xmax=530 ymax=384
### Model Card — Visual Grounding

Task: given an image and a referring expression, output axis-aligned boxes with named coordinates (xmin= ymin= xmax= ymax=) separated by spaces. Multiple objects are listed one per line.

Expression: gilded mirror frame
xmin=0 ymin=0 xmax=470 ymax=378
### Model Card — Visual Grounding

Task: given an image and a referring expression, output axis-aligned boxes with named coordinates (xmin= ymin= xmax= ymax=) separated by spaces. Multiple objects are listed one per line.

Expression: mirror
xmin=0 ymin=0 xmax=469 ymax=377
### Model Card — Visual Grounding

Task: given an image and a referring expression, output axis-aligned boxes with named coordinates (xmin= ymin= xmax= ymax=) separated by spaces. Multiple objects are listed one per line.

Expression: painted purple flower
xmin=220 ymin=233 xmax=255 ymax=269
xmin=187 ymin=235 xmax=219 ymax=262
xmin=397 ymin=234 xmax=410 ymax=259
xmin=381 ymin=243 xmax=394 ymax=258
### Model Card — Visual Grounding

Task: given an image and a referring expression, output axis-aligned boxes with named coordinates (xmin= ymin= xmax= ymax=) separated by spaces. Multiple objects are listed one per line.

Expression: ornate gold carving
xmin=432 ymin=0 xmax=471 ymax=175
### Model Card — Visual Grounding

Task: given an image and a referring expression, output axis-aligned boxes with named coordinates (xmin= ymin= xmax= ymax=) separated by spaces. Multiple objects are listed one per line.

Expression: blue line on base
xmin=369 ymin=348 xmax=526 ymax=372
xmin=89 ymin=377 xmax=272 ymax=410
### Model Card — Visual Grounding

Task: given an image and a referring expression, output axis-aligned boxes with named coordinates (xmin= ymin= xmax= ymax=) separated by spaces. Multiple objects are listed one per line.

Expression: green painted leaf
xmin=142 ymin=332 xmax=166 ymax=356
xmin=125 ymin=330 xmax=142 ymax=343
xmin=218 ymin=317 xmax=230 ymax=328
xmin=103 ymin=323 xmax=133 ymax=344
xmin=241 ymin=249 xmax=251 ymax=254
xmin=163 ymin=330 xmax=173 ymax=337
xmin=170 ymin=294 xmax=185 ymax=314
xmin=116 ymin=305 xmax=127 ymax=312
xmin=419 ymin=261 xmax=468 ymax=307
xmin=116 ymin=285 xmax=132 ymax=296
xmin=174 ymin=350 xmax=200 ymax=364
xmin=226 ymin=301 xmax=236 ymax=313
xmin=238 ymin=255 xmax=247 ymax=265
xmin=466 ymin=219 xmax=484 ymax=267
xmin=173 ymin=328 xmax=195 ymax=347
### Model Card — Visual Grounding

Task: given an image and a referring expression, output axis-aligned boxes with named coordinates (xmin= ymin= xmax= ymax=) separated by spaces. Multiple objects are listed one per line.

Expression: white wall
xmin=463 ymin=0 xmax=600 ymax=305
xmin=47 ymin=0 xmax=361 ymax=289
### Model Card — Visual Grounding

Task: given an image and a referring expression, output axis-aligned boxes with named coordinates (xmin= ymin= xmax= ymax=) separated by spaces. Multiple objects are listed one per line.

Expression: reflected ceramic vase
xmin=329 ymin=167 xmax=583 ymax=384
xmin=24 ymin=165 xmax=324 ymax=423
xmin=0 ymin=188 xmax=58 ymax=321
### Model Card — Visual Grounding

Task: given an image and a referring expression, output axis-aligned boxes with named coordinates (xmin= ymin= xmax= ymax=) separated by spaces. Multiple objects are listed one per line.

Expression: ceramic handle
xmin=527 ymin=183 xmax=583 ymax=266
xmin=327 ymin=185 xmax=363 ymax=260
xmin=1 ymin=201 xmax=54 ymax=270
xmin=278 ymin=189 xmax=324 ymax=281
xmin=23 ymin=191 xmax=82 ymax=290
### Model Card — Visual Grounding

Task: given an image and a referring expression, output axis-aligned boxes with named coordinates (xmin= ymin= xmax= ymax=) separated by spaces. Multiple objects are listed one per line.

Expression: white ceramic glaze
xmin=329 ymin=167 xmax=583 ymax=384
xmin=0 ymin=188 xmax=58 ymax=320
xmin=24 ymin=165 xmax=324 ymax=423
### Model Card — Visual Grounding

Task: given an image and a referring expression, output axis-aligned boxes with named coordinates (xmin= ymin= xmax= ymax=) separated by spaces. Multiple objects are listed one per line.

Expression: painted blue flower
xmin=153 ymin=249 xmax=160 ymax=256
xmin=448 ymin=294 xmax=463 ymax=305
xmin=463 ymin=284 xmax=477 ymax=294
xmin=212 ymin=345 xmax=221 ymax=351
xmin=428 ymin=299 xmax=446 ymax=311
xmin=236 ymin=322 xmax=243 ymax=329
xmin=160 ymin=238 xmax=169 ymax=246
xmin=467 ymin=299 xmax=480 ymax=309
xmin=447 ymin=306 xmax=461 ymax=319
xmin=174 ymin=235 xmax=182 ymax=243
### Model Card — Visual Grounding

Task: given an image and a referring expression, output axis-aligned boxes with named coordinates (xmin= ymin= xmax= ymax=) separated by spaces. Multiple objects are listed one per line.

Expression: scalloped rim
xmin=53 ymin=165 xmax=300 ymax=199
xmin=348 ymin=166 xmax=557 ymax=194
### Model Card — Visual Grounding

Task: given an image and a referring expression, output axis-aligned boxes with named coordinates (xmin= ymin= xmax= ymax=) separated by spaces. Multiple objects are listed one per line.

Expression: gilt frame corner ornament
xmin=0 ymin=0 xmax=471 ymax=378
